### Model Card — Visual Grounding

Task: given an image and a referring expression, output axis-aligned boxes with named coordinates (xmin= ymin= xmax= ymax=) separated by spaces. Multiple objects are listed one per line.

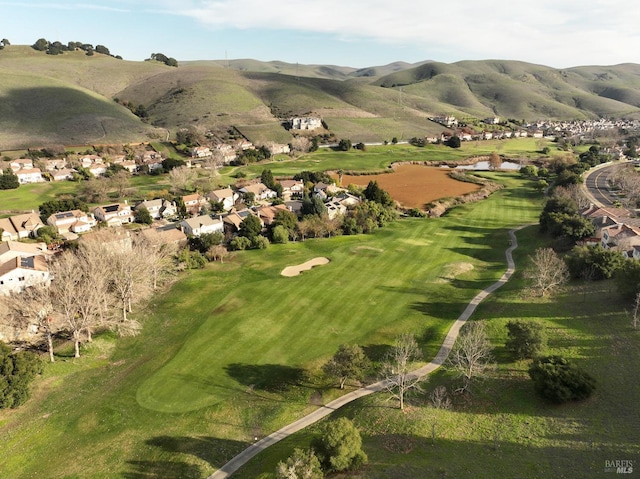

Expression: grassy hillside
xmin=3 ymin=46 xmax=640 ymax=149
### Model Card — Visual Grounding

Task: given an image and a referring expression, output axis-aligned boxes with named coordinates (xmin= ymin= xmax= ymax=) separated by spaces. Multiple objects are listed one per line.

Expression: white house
xmin=191 ymin=146 xmax=212 ymax=158
xmin=93 ymin=203 xmax=134 ymax=227
xmin=0 ymin=255 xmax=51 ymax=296
xmin=16 ymin=168 xmax=44 ymax=184
xmin=47 ymin=210 xmax=96 ymax=234
xmin=239 ymin=182 xmax=277 ymax=201
xmin=207 ymin=188 xmax=238 ymax=212
xmin=10 ymin=159 xmax=34 ymax=171
xmin=179 ymin=215 xmax=224 ymax=237
xmin=135 ymin=199 xmax=177 ymax=220
xmin=289 ymin=117 xmax=323 ymax=130
xmin=51 ymin=168 xmax=76 ymax=181
xmin=279 ymin=180 xmax=304 ymax=200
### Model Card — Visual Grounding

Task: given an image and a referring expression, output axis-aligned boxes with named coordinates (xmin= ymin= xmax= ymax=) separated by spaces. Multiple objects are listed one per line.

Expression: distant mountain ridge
xmin=1 ymin=44 xmax=640 ymax=149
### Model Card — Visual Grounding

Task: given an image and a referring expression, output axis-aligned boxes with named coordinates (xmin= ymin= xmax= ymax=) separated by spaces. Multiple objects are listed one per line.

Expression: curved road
xmin=583 ymin=162 xmax=626 ymax=208
xmin=207 ymin=225 xmax=529 ymax=479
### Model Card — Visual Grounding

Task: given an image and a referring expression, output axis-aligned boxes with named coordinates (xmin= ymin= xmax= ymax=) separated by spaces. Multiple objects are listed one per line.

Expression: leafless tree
xmin=290 ymin=137 xmax=310 ymax=153
xmin=488 ymin=151 xmax=502 ymax=170
xmin=429 ymin=385 xmax=452 ymax=409
xmin=381 ymin=333 xmax=424 ymax=410
xmin=168 ymin=165 xmax=197 ymax=193
xmin=4 ymin=285 xmax=57 ymax=362
xmin=446 ymin=321 xmax=494 ymax=393
xmin=108 ymin=170 xmax=131 ymax=198
xmin=49 ymin=252 xmax=89 ymax=358
xmin=525 ymin=247 xmax=569 ymax=297
xmin=206 ymin=244 xmax=228 ymax=264
xmin=631 ymin=291 xmax=640 ymax=330
xmin=553 ymin=184 xmax=590 ymax=209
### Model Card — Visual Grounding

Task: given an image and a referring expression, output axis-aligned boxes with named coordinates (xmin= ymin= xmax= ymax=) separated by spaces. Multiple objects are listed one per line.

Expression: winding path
xmin=207 ymin=225 xmax=528 ymax=479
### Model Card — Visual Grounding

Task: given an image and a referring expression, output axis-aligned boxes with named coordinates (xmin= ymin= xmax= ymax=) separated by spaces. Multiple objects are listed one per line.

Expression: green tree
xmin=615 ymin=260 xmax=640 ymax=299
xmin=322 ymin=344 xmax=370 ymax=389
xmin=528 ymin=355 xmax=596 ymax=403
xmin=189 ymin=231 xmax=224 ymax=253
xmin=505 ymin=321 xmax=546 ymax=360
xmin=95 ymin=44 xmax=110 ymax=55
xmin=261 ymin=169 xmax=276 ymax=189
xmin=229 ymin=236 xmax=252 ymax=251
xmin=134 ymin=207 xmax=153 ymax=225
xmin=447 ymin=135 xmax=461 ymax=148
xmin=565 ymin=245 xmax=624 ymax=280
xmin=271 ymin=225 xmax=289 ymax=244
xmin=251 ymin=235 xmax=269 ymax=249
xmin=276 ymin=448 xmax=323 ymax=479
xmin=239 ymin=214 xmax=262 ymax=239
xmin=312 ymin=417 xmax=367 ymax=472
xmin=363 ymin=180 xmax=394 ymax=207
xmin=301 ymin=194 xmax=327 ymax=217
xmin=32 ymin=38 xmax=48 ymax=51
xmin=0 ymin=168 xmax=19 ymax=190
xmin=0 ymin=342 xmax=43 ymax=409
xmin=337 ymin=139 xmax=352 ymax=151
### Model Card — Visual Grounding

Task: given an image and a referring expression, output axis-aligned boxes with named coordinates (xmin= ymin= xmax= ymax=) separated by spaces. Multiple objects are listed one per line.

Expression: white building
xmin=179 ymin=215 xmax=224 ymax=237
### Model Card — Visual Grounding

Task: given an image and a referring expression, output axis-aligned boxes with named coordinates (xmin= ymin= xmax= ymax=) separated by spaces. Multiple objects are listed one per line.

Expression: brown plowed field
xmin=334 ymin=164 xmax=481 ymax=209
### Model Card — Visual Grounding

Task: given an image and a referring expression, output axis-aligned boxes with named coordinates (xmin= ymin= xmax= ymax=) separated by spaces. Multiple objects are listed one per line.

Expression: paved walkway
xmin=207 ymin=225 xmax=528 ymax=479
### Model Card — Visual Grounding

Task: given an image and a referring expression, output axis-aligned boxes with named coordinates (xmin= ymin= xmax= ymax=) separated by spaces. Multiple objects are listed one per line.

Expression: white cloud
xmin=164 ymin=0 xmax=640 ymax=66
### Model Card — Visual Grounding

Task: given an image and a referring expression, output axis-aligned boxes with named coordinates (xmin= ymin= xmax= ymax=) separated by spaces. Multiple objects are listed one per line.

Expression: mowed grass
xmin=0 ymin=173 xmax=540 ymax=478
xmin=234 ymin=227 xmax=640 ymax=479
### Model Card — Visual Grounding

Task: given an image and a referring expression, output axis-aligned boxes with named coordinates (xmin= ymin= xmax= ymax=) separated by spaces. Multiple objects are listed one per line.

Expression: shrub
xmin=505 ymin=321 xmax=545 ymax=359
xmin=312 ymin=417 xmax=367 ymax=472
xmin=0 ymin=343 xmax=44 ymax=409
xmin=528 ymin=355 xmax=596 ymax=403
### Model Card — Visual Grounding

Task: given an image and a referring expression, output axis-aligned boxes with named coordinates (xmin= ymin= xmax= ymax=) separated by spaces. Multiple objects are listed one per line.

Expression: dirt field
xmin=334 ymin=164 xmax=481 ymax=209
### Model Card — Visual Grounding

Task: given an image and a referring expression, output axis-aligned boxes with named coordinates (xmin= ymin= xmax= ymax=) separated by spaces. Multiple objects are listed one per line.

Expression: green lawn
xmin=0 ymin=173 xmax=543 ymax=478
xmin=234 ymin=226 xmax=640 ymax=479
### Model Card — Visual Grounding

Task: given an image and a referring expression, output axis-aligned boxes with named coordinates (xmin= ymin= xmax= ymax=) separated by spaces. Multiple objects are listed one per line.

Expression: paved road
xmin=207 ymin=225 xmax=528 ymax=479
xmin=583 ymin=162 xmax=626 ymax=208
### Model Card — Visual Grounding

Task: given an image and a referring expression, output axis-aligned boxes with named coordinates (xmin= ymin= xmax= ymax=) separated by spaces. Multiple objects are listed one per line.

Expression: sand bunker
xmin=281 ymin=257 xmax=330 ymax=277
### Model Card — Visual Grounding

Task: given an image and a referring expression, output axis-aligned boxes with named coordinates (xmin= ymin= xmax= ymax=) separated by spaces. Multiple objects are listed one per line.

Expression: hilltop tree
xmin=32 ymin=38 xmax=48 ymax=51
xmin=322 ymin=344 xmax=370 ymax=389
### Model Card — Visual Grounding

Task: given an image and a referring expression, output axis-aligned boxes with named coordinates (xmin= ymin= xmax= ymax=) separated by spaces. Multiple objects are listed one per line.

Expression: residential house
xmin=191 ymin=146 xmax=212 ymax=158
xmin=9 ymin=159 xmax=34 ymax=171
xmin=88 ymin=164 xmax=107 ymax=177
xmin=256 ymin=204 xmax=289 ymax=226
xmin=0 ymin=212 xmax=44 ymax=241
xmin=279 ymin=179 xmax=304 ymax=200
xmin=182 ymin=193 xmax=206 ymax=216
xmin=47 ymin=210 xmax=96 ymax=234
xmin=16 ymin=168 xmax=44 ymax=184
xmin=207 ymin=188 xmax=238 ymax=212
xmin=138 ymin=224 xmax=188 ymax=248
xmin=223 ymin=209 xmax=264 ymax=234
xmin=214 ymin=144 xmax=237 ymax=164
xmin=93 ymin=203 xmax=134 ymax=227
xmin=324 ymin=192 xmax=361 ymax=219
xmin=0 ymin=256 xmax=51 ymax=296
xmin=0 ymin=241 xmax=50 ymax=264
xmin=179 ymin=215 xmax=224 ymax=237
xmin=79 ymin=155 xmax=103 ymax=168
xmin=135 ymin=199 xmax=177 ymax=220
xmin=239 ymin=183 xmax=277 ymax=202
xmin=601 ymin=223 xmax=640 ymax=250
xmin=50 ymin=168 xmax=76 ymax=181
xmin=43 ymin=158 xmax=68 ymax=171
xmin=289 ymin=117 xmax=323 ymax=130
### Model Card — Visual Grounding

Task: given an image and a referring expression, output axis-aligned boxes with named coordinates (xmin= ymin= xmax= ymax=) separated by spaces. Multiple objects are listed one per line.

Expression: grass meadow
xmin=0 ymin=172 xmax=551 ymax=478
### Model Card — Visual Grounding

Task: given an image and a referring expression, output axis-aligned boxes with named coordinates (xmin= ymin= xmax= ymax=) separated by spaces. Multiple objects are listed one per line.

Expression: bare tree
xmin=169 ymin=166 xmax=197 ymax=193
xmin=108 ymin=170 xmax=131 ymax=198
xmin=553 ymin=184 xmax=590 ymax=209
xmin=525 ymin=247 xmax=569 ymax=297
xmin=488 ymin=151 xmax=502 ymax=170
xmin=49 ymin=252 xmax=89 ymax=358
xmin=4 ymin=285 xmax=57 ymax=362
xmin=446 ymin=321 xmax=494 ymax=393
xmin=631 ymin=291 xmax=640 ymax=330
xmin=206 ymin=244 xmax=228 ymax=264
xmin=381 ymin=333 xmax=424 ymax=410
xmin=429 ymin=385 xmax=452 ymax=409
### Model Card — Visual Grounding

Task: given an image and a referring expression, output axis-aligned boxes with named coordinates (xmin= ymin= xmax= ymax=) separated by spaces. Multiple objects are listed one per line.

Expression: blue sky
xmin=2 ymin=0 xmax=639 ymax=68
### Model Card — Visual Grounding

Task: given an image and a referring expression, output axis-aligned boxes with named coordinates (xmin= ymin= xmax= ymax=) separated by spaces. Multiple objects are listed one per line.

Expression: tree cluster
xmin=39 ymin=198 xmax=87 ymax=222
xmin=147 ymin=53 xmax=178 ymax=67
xmin=539 ymin=197 xmax=594 ymax=244
xmin=31 ymin=38 xmax=121 ymax=58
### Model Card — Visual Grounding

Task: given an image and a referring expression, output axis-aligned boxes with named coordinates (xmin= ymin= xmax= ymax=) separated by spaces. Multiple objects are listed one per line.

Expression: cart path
xmin=207 ymin=225 xmax=529 ymax=479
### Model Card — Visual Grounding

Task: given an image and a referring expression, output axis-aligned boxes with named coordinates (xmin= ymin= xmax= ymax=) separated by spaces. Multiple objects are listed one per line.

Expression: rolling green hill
xmin=2 ymin=45 xmax=640 ymax=149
